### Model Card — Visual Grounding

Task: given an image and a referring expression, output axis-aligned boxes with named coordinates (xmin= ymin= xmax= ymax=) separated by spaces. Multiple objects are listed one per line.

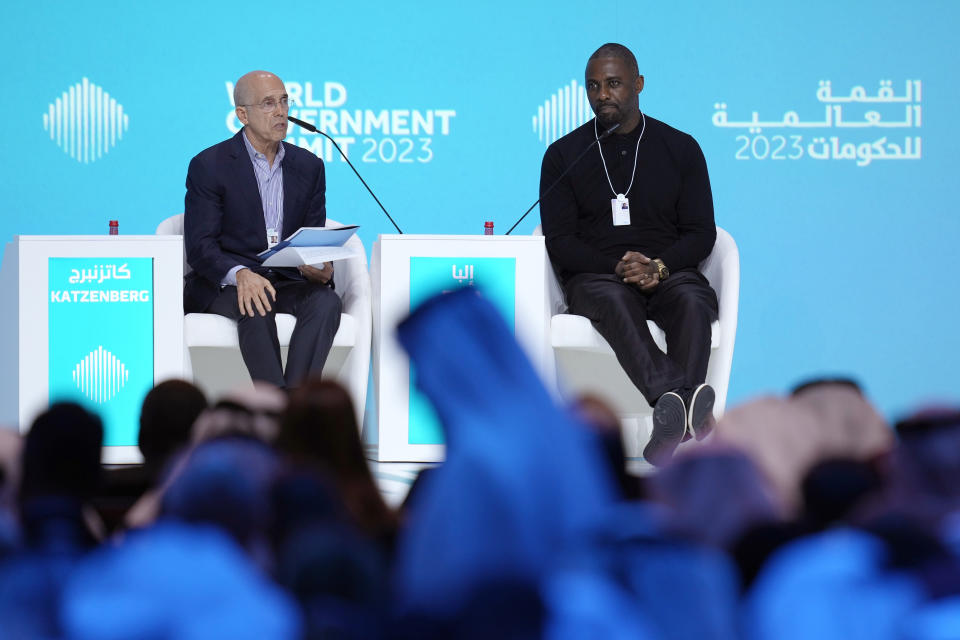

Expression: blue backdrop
xmin=3 ymin=0 xmax=957 ymax=419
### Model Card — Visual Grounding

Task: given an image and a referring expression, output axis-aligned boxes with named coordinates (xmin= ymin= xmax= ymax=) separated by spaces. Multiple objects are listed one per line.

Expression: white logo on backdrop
xmin=712 ymin=79 xmax=922 ymax=167
xmin=452 ymin=264 xmax=474 ymax=283
xmin=532 ymin=79 xmax=593 ymax=146
xmin=71 ymin=346 xmax=130 ymax=404
xmin=43 ymin=78 xmax=129 ymax=163
xmin=225 ymin=80 xmax=456 ymax=165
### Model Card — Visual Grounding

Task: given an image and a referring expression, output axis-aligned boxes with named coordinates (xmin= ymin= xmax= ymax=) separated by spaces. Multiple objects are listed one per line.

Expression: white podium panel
xmin=365 ymin=235 xmax=552 ymax=462
xmin=0 ymin=236 xmax=184 ymax=464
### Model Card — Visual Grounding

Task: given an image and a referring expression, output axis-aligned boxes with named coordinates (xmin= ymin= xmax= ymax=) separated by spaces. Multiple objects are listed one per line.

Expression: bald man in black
xmin=540 ymin=43 xmax=719 ymax=465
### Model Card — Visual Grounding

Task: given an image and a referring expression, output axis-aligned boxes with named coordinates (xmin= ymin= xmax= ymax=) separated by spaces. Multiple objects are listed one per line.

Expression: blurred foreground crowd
xmin=1 ymin=289 xmax=959 ymax=639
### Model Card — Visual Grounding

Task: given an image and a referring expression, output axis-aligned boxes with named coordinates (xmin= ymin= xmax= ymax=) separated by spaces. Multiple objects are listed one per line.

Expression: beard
xmin=594 ymin=105 xmax=621 ymax=130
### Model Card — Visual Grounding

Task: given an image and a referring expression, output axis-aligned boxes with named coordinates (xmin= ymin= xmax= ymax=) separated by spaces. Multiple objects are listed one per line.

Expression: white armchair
xmin=537 ymin=226 xmax=740 ymax=458
xmin=156 ymin=214 xmax=372 ymax=428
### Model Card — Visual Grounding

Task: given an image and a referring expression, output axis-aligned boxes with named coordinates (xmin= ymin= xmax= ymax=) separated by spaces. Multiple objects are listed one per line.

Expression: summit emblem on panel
xmin=532 ymin=79 xmax=593 ymax=146
xmin=43 ymin=78 xmax=130 ymax=163
xmin=72 ymin=346 xmax=131 ymax=404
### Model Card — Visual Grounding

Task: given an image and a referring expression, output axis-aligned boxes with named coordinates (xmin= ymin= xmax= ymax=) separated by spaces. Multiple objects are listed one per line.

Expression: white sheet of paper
xmin=261 ymin=245 xmax=358 ymax=267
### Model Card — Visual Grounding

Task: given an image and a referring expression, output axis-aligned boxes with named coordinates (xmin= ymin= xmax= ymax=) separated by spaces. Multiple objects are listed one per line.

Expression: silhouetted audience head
xmin=277 ymin=379 xmax=363 ymax=476
xmin=391 ymin=289 xmax=618 ymax=623
xmin=715 ymin=388 xmax=890 ymax=514
xmin=650 ymin=446 xmax=781 ymax=547
xmin=192 ymin=382 xmax=286 ymax=444
xmin=713 ymin=396 xmax=822 ymax=512
xmin=277 ymin=379 xmax=396 ymax=544
xmin=790 ymin=376 xmax=864 ymax=397
xmin=20 ymin=403 xmax=102 ymax=503
xmin=884 ymin=409 xmax=960 ymax=530
xmin=16 ymin=403 xmax=104 ymax=550
xmin=161 ymin=435 xmax=279 ymax=560
xmin=791 ymin=377 xmax=892 ymax=463
xmin=138 ymin=379 xmax=207 ymax=481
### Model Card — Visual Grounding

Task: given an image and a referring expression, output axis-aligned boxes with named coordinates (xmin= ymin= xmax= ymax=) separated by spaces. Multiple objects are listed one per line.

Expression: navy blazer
xmin=183 ymin=129 xmax=327 ymax=312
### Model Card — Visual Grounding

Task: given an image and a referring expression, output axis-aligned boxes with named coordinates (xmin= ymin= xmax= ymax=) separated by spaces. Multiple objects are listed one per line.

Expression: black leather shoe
xmin=644 ymin=391 xmax=687 ymax=466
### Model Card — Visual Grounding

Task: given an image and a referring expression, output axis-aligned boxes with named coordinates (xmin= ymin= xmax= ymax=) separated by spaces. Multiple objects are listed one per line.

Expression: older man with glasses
xmin=183 ymin=70 xmax=341 ymax=390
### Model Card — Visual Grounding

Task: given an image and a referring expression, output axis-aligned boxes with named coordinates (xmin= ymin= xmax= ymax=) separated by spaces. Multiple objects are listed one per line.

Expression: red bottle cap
xmin=484 ymin=221 xmax=494 ymax=228
xmin=109 ymin=220 xmax=118 ymax=226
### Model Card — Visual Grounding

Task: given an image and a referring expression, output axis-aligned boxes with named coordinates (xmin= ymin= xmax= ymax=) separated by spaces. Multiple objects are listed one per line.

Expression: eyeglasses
xmin=238 ymin=96 xmax=289 ymax=113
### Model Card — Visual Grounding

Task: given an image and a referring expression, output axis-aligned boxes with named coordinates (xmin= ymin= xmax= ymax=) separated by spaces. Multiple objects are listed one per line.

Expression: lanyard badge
xmin=596 ymin=115 xmax=645 ymax=228
xmin=611 ymin=194 xmax=631 ymax=226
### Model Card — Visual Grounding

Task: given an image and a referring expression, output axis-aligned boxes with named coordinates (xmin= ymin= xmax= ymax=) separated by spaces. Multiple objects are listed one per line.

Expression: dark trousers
xmin=204 ymin=278 xmax=342 ymax=389
xmin=564 ymin=271 xmax=718 ymax=404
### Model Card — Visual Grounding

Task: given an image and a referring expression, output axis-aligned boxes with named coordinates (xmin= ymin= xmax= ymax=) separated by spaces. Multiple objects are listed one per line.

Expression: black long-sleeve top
xmin=539 ymin=115 xmax=716 ymax=283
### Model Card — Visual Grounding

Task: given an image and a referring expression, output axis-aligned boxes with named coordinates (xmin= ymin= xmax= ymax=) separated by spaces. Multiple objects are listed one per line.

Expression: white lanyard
xmin=595 ymin=111 xmax=646 ymax=199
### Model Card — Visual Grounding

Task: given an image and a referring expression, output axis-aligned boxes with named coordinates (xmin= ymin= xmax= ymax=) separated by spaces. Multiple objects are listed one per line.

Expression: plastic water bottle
xmin=484 ymin=221 xmax=494 ymax=235
xmin=109 ymin=220 xmax=119 ymax=235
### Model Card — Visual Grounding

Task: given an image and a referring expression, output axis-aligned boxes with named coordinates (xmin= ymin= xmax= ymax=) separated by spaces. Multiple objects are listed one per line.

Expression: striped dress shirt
xmin=222 ymin=130 xmax=286 ymax=285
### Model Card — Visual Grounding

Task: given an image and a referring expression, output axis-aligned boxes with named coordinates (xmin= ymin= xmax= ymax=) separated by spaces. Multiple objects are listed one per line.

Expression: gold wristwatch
xmin=652 ymin=258 xmax=669 ymax=280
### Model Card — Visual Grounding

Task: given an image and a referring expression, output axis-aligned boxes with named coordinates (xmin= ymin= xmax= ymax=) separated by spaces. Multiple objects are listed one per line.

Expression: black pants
xmin=564 ymin=271 xmax=718 ymax=404
xmin=204 ymin=277 xmax=342 ymax=389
